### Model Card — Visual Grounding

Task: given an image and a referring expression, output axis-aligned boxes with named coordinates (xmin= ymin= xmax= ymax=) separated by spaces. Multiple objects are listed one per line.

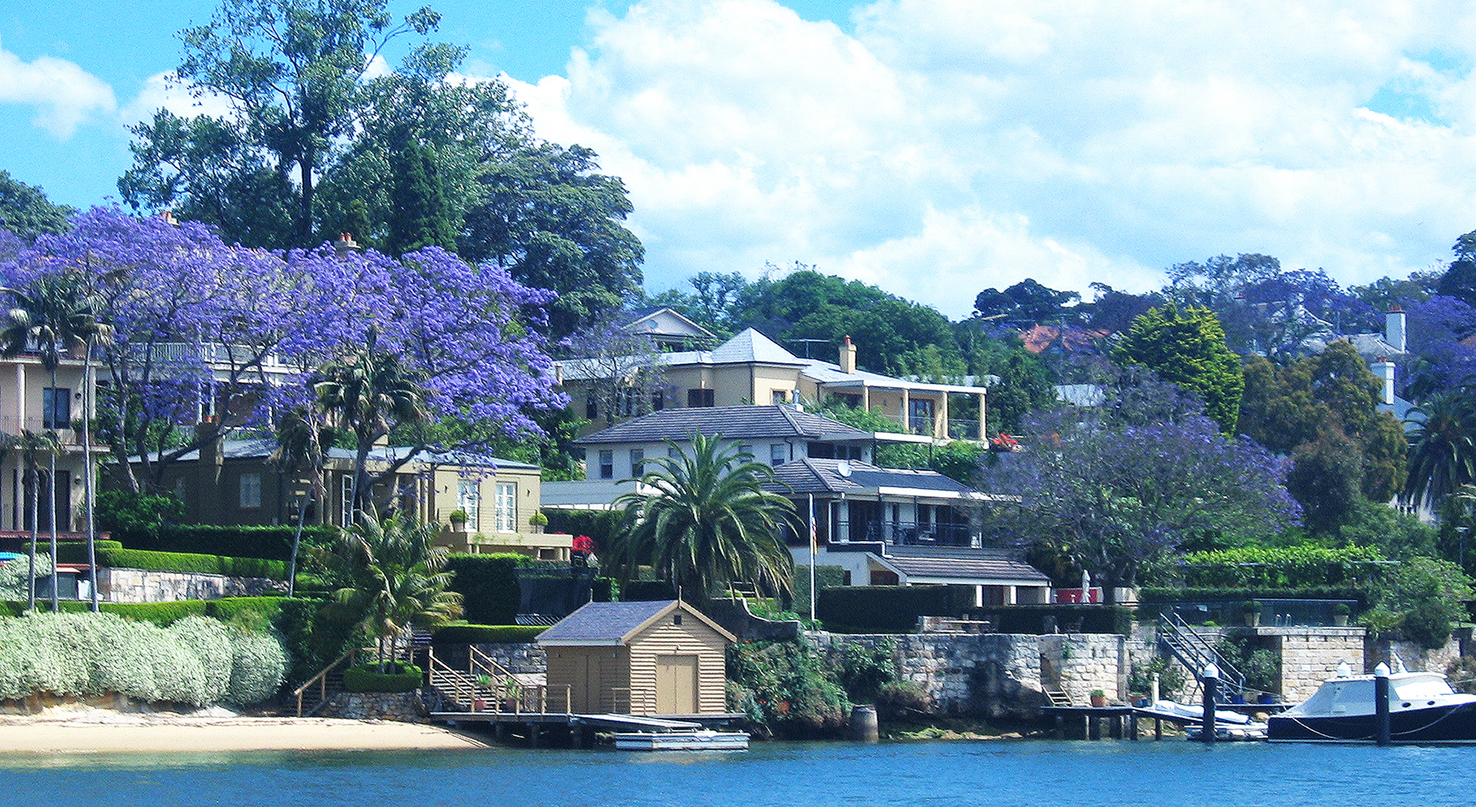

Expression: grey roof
xmin=880 ymin=553 xmax=1052 ymax=584
xmin=135 ymin=439 xmax=533 ymax=470
xmin=766 ymin=458 xmax=973 ymax=496
xmin=536 ymin=600 xmax=677 ymax=644
xmin=709 ymin=328 xmax=806 ymax=365
xmin=576 ymin=405 xmax=871 ymax=445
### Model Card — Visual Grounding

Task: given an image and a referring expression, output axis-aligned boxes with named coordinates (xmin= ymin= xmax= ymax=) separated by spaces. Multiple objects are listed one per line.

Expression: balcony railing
xmin=133 ymin=342 xmax=292 ymax=370
xmin=847 ymin=519 xmax=977 ymax=547
xmin=0 ymin=416 xmax=92 ymax=446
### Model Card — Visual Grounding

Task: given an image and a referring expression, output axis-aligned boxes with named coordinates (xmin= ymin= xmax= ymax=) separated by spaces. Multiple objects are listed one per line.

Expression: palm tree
xmin=2 ymin=272 xmax=110 ymax=611
xmin=608 ymin=433 xmax=797 ymax=605
xmin=1403 ymin=389 xmax=1476 ymax=512
xmin=271 ymin=406 xmax=328 ymax=596
xmin=12 ymin=430 xmax=61 ymax=611
xmin=312 ymin=326 xmax=427 ymax=521
xmin=330 ymin=509 xmax=462 ymax=670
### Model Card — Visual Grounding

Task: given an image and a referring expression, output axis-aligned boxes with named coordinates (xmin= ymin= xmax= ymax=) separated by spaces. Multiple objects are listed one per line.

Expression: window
xmin=770 ymin=444 xmax=786 ymax=466
xmin=42 ymin=387 xmax=71 ymax=430
xmin=738 ymin=444 xmax=753 ymax=459
xmin=630 ymin=449 xmax=645 ymax=477
xmin=457 ymin=480 xmax=481 ymax=531
xmin=585 ymin=392 xmax=598 ymax=420
xmin=687 ymin=388 xmax=714 ymax=407
xmin=652 ymin=390 xmax=665 ymax=411
xmin=495 ymin=482 xmax=516 ymax=532
xmin=599 ymin=450 xmax=614 ymax=479
xmin=771 ymin=390 xmax=787 ymax=405
xmin=239 ymin=473 xmax=262 ymax=509
xmin=668 ymin=447 xmax=682 ymax=459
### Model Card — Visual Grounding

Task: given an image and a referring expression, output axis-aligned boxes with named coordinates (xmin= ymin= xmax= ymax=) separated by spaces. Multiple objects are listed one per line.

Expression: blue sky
xmin=5 ymin=1 xmax=1476 ymax=318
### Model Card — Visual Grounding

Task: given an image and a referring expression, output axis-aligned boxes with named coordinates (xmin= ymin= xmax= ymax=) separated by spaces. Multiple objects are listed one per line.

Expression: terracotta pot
xmin=1333 ymin=615 xmax=1349 ymax=627
xmin=1090 ymin=694 xmax=1108 ymax=708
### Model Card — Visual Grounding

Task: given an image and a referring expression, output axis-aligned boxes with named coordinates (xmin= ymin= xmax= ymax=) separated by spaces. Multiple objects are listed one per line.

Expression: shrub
xmin=0 ymin=553 xmax=51 ymax=600
xmin=431 ymin=624 xmax=545 ymax=644
xmin=591 ymin=576 xmax=619 ymax=602
xmin=0 ymin=611 xmax=284 ymax=706
xmin=342 ymin=662 xmax=422 ymax=693
xmin=227 ymin=625 xmax=287 ymax=705
xmin=1362 ymin=556 xmax=1474 ymax=649
xmin=95 ymin=489 xmax=187 ymax=538
xmin=94 ymin=548 xmax=287 ymax=580
xmin=726 ymin=638 xmax=848 ymax=738
xmin=832 ymin=639 xmax=898 ymax=702
xmin=622 ymin=580 xmax=677 ymax=601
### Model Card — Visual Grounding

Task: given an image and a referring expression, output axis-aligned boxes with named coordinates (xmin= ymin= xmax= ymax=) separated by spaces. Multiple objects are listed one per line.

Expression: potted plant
xmin=501 ymin=678 xmax=524 ymax=712
xmin=1242 ymin=600 xmax=1262 ymax=628
xmin=473 ymin=674 xmax=492 ymax=711
xmin=448 ymin=509 xmax=469 ymax=531
xmin=1089 ymin=689 xmax=1108 ymax=708
xmin=529 ymin=511 xmax=549 ymax=533
xmin=1332 ymin=603 xmax=1351 ymax=627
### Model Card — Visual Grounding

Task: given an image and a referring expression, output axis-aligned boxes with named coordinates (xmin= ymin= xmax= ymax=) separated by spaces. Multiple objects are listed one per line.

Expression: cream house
xmin=557 ymin=328 xmax=989 ymax=442
xmin=0 ymin=352 xmax=95 ymax=534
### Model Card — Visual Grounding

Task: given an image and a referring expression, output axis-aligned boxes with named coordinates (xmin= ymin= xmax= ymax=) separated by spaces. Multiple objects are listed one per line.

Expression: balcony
xmin=134 ymin=342 xmax=296 ymax=373
xmin=0 ymin=416 xmax=99 ymax=447
xmin=823 ymin=518 xmax=976 ymax=548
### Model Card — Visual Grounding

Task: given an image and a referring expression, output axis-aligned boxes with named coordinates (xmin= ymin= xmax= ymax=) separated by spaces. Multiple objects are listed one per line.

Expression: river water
xmin=2 ymin=739 xmax=1468 ymax=807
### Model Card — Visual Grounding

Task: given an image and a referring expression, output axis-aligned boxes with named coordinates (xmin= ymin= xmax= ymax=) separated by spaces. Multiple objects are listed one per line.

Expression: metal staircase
xmin=1157 ymin=612 xmax=1244 ymax=698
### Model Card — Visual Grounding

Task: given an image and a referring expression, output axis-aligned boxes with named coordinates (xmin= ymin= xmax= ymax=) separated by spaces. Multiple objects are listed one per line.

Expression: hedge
xmin=967 ymin=605 xmax=1135 ymax=636
xmin=1179 ymin=545 xmax=1388 ymax=589
xmin=111 ymin=523 xmax=338 ymax=562
xmin=94 ymin=548 xmax=288 ymax=580
xmin=24 ymin=541 xmax=124 ymax=564
xmin=445 ymin=554 xmax=533 ymax=624
xmin=792 ymin=565 xmax=847 ymax=612
xmin=432 ymin=624 xmax=546 ymax=644
xmin=816 ymin=585 xmax=976 ymax=633
xmin=592 ymin=576 xmax=619 ymax=603
xmin=623 ymin=580 xmax=677 ymax=601
xmin=542 ymin=509 xmax=622 ymax=551
xmin=343 ymin=662 xmax=422 ymax=693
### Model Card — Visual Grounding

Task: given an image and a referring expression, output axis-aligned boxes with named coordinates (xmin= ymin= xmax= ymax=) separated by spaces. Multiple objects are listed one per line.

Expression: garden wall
xmin=98 ymin=567 xmax=286 ymax=603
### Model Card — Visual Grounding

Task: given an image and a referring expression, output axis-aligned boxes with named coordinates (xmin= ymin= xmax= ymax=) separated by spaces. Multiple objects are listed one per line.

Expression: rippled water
xmin=2 ymin=739 xmax=1469 ymax=807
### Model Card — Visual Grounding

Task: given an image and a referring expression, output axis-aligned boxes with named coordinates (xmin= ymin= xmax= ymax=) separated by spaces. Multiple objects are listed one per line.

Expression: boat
xmin=1139 ymin=699 xmax=1268 ymax=741
xmin=1267 ymin=660 xmax=1476 ymax=743
xmin=612 ymin=729 xmax=750 ymax=751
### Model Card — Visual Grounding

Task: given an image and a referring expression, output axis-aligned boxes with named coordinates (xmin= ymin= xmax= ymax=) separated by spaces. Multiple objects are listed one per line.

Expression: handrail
xmin=1158 ymin=612 xmax=1246 ymax=695
xmin=292 ymin=648 xmax=358 ymax=717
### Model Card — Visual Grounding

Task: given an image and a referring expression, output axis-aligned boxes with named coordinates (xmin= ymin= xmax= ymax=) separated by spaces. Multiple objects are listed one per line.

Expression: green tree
xmin=987 ymin=350 xmax=1054 ymax=434
xmin=313 ymin=326 xmax=428 ymax=515
xmin=120 ymin=0 xmax=444 ymax=245
xmin=383 ymin=140 xmax=458 ymax=256
xmin=0 ymin=171 xmax=73 ymax=242
xmin=607 ymin=434 xmax=796 ymax=604
xmin=330 ymin=510 xmax=462 ymax=668
xmin=1363 ymin=556 xmax=1474 ymax=649
xmin=1113 ymin=303 xmax=1244 ymax=433
xmin=460 ymin=143 xmax=644 ymax=337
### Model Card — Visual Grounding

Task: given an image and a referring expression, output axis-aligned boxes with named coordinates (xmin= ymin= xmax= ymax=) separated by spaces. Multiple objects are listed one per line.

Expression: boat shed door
xmin=655 ymin=654 xmax=698 ymax=714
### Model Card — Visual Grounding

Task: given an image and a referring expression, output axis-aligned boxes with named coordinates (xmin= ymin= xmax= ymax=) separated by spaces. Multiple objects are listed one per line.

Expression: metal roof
xmin=878 ymin=553 xmax=1052 ymax=584
xmin=765 ymin=458 xmax=973 ymax=496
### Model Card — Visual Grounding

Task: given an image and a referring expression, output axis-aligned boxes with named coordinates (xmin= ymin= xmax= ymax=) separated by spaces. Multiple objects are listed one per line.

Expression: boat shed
xmin=538 ymin=599 xmax=736 ymax=716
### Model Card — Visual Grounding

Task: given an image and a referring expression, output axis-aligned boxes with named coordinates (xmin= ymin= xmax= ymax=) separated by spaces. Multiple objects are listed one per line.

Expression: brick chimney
xmin=839 ymin=336 xmax=857 ymax=374
xmin=1386 ymin=304 xmax=1406 ymax=354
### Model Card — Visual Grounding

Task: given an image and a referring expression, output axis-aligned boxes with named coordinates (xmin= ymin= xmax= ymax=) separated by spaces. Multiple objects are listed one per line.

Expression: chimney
xmin=1386 ymin=304 xmax=1406 ymax=354
xmin=1374 ymin=355 xmax=1396 ymax=406
xmin=334 ymin=232 xmax=362 ymax=259
xmin=839 ymin=336 xmax=857 ymax=374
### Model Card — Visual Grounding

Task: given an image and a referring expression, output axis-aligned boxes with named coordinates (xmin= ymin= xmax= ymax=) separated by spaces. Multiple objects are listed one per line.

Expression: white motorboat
xmin=612 ymin=729 xmax=750 ymax=750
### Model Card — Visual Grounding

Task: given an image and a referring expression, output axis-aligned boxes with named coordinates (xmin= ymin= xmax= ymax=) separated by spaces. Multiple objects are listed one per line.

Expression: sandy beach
xmin=0 ymin=705 xmax=490 ymax=754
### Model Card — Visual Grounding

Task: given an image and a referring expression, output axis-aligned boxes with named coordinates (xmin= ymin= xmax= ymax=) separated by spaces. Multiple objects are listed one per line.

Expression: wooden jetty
xmin=431 ymin=710 xmax=744 ymax=747
xmin=1042 ymin=703 xmax=1288 ymax=741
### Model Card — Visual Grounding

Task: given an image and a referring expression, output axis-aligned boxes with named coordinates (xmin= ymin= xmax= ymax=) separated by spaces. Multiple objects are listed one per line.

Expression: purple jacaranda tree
xmin=1 ymin=207 xmax=565 ymax=503
xmin=1400 ymin=295 xmax=1476 ymax=401
xmin=976 ymin=387 xmax=1300 ymax=603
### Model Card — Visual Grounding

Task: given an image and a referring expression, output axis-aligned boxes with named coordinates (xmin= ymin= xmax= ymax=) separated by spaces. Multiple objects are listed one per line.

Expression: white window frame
xmin=458 ymin=480 xmax=481 ymax=532
xmin=495 ymin=482 xmax=516 ymax=532
xmin=239 ymin=472 xmax=262 ymax=509
xmin=341 ymin=476 xmax=354 ymax=526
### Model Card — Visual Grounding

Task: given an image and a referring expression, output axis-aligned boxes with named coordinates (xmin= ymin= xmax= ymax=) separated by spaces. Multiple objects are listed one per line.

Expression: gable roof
xmin=623 ymin=307 xmax=717 ymax=341
xmin=576 ymin=405 xmax=871 ymax=446
xmin=537 ymin=599 xmax=736 ymax=646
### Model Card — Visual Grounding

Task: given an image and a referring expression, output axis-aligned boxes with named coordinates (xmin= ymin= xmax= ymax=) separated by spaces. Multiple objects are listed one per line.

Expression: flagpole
xmin=809 ymin=493 xmax=817 ymax=622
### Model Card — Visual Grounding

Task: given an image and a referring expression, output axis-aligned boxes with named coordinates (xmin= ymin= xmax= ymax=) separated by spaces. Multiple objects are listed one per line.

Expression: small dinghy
xmin=612 ymin=729 xmax=750 ymax=751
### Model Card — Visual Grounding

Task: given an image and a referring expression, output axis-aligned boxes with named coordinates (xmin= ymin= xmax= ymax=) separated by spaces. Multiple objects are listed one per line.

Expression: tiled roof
xmin=881 ymin=553 xmax=1052 ymax=584
xmin=766 ymin=458 xmax=973 ymax=496
xmin=576 ymin=406 xmax=871 ymax=445
xmin=537 ymin=600 xmax=677 ymax=644
xmin=136 ymin=439 xmax=532 ymax=470
xmin=710 ymin=328 xmax=806 ymax=365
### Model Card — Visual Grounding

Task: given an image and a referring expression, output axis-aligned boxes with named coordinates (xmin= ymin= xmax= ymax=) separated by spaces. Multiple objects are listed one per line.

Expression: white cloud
xmin=520 ymin=1 xmax=1476 ymax=317
xmin=0 ymin=36 xmax=116 ymax=139
xmin=119 ymin=72 xmax=237 ymax=125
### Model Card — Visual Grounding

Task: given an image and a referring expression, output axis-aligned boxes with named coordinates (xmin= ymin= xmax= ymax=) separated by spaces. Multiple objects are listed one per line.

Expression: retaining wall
xmin=98 ymin=567 xmax=286 ymax=603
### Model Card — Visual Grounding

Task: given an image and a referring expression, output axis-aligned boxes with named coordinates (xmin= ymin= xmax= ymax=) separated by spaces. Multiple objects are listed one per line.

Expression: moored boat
xmin=1267 ymin=661 xmax=1476 ymax=743
xmin=612 ymin=729 xmax=750 ymax=751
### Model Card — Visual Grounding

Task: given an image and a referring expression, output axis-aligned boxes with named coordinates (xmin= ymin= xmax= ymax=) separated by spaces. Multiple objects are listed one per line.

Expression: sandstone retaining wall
xmin=98 ymin=567 xmax=286 ymax=603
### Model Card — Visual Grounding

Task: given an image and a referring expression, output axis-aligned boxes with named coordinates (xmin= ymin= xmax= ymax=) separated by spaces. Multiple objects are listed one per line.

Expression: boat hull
xmin=612 ymin=731 xmax=750 ymax=751
xmin=1268 ymin=701 xmax=1476 ymax=743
